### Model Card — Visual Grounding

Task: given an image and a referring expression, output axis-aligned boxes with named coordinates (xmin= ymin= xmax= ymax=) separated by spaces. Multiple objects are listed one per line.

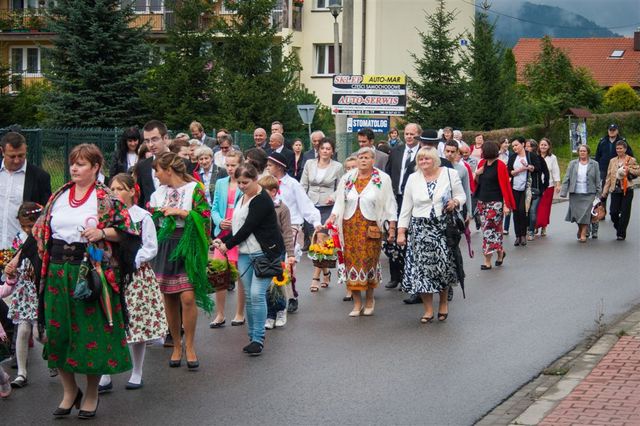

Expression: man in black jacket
xmin=385 ymin=123 xmax=421 ymax=291
xmin=137 ymin=120 xmax=171 ymax=207
xmin=265 ymin=133 xmax=295 ymax=177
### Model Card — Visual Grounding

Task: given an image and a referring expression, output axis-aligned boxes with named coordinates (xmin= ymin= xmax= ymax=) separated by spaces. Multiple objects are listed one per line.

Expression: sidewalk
xmin=477 ymin=305 xmax=640 ymax=426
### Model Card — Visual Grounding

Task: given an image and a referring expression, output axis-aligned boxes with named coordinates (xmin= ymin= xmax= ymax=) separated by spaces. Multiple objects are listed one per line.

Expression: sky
xmin=488 ymin=0 xmax=640 ymax=36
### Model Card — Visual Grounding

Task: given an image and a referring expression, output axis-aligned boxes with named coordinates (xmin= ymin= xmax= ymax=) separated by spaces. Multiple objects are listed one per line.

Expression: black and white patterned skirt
xmin=401 ymin=216 xmax=458 ymax=295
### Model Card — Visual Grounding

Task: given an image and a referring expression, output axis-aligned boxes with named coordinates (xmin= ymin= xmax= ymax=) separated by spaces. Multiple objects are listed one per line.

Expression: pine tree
xmin=407 ymin=0 xmax=465 ymax=128
xmin=212 ymin=0 xmax=304 ymax=130
xmin=140 ymin=0 xmax=218 ymax=130
xmin=42 ymin=0 xmax=150 ymax=128
xmin=463 ymin=6 xmax=505 ymax=130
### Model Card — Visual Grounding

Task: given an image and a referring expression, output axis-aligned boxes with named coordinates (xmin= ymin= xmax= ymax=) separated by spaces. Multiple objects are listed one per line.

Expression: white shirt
xmin=275 ymin=174 xmax=321 ymax=227
xmin=576 ymin=162 xmax=589 ymax=194
xmin=213 ymin=151 xmax=226 ymax=169
xmin=544 ymin=154 xmax=561 ymax=186
xmin=398 ymin=168 xmax=466 ymax=228
xmin=128 ymin=205 xmax=158 ymax=269
xmin=398 ymin=145 xmax=418 ymax=194
xmin=0 ymin=160 xmax=26 ymax=249
xmin=512 ymin=154 xmax=528 ymax=191
xmin=199 ymin=167 xmax=214 ymax=205
xmin=51 ymin=189 xmax=99 ymax=244
xmin=149 ymin=181 xmax=198 ymax=228
xmin=232 ymin=192 xmax=262 ymax=254
xmin=126 ymin=152 xmax=138 ymax=171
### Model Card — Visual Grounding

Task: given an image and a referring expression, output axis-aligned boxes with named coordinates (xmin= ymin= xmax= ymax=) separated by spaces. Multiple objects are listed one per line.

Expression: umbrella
xmin=87 ymin=245 xmax=113 ymax=327
xmin=464 ymin=225 xmax=474 ymax=258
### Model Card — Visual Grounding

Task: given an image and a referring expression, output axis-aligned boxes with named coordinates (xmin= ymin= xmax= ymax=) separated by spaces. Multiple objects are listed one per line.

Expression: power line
xmin=460 ymin=0 xmax=640 ymax=31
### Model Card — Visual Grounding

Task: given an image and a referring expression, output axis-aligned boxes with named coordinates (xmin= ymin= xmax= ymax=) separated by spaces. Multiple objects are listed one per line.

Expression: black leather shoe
xmin=168 ymin=358 xmax=181 ymax=368
xmin=403 ymin=294 xmax=421 ymax=304
xmin=97 ymin=381 xmax=112 ymax=394
xmin=53 ymin=389 xmax=83 ymax=417
xmin=245 ymin=342 xmax=263 ymax=356
xmin=77 ymin=399 xmax=99 ymax=419
xmin=287 ymin=298 xmax=298 ymax=313
xmin=385 ymin=280 xmax=399 ymax=289
xmin=242 ymin=343 xmax=251 ymax=353
xmin=209 ymin=319 xmax=226 ymax=328
xmin=187 ymin=360 xmax=199 ymax=371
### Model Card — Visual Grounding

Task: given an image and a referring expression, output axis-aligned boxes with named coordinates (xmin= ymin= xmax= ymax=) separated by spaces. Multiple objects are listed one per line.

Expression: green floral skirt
xmin=44 ymin=262 xmax=132 ymax=375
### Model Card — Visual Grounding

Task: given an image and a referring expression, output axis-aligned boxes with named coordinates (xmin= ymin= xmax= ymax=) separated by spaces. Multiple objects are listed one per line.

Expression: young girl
xmin=99 ymin=174 xmax=167 ymax=391
xmin=0 ymin=202 xmax=43 ymax=389
xmin=258 ymin=175 xmax=295 ymax=329
xmin=0 ymin=320 xmax=10 ymax=398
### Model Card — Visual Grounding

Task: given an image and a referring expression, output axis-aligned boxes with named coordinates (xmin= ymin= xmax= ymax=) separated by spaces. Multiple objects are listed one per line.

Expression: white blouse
xmin=512 ymin=154 xmax=529 ymax=191
xmin=128 ymin=205 xmax=158 ymax=269
xmin=232 ymin=192 xmax=262 ymax=254
xmin=398 ymin=168 xmax=466 ymax=228
xmin=149 ymin=181 xmax=198 ymax=228
xmin=51 ymin=189 xmax=99 ymax=244
xmin=576 ymin=162 xmax=589 ymax=194
xmin=331 ymin=168 xmax=397 ymax=229
xmin=544 ymin=154 xmax=561 ymax=186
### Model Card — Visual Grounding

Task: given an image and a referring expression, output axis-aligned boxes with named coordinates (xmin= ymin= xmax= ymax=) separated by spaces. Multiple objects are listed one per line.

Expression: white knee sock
xmin=99 ymin=374 xmax=111 ymax=386
xmin=16 ymin=322 xmax=31 ymax=378
xmin=128 ymin=342 xmax=146 ymax=384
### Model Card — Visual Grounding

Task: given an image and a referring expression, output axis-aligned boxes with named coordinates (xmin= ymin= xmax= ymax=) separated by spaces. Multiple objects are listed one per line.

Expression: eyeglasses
xmin=145 ymin=136 xmax=163 ymax=144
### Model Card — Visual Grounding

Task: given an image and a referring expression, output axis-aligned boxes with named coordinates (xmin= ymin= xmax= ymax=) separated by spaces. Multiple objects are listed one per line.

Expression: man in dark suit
xmin=253 ymin=127 xmax=268 ymax=151
xmin=265 ymin=133 xmax=295 ymax=177
xmin=190 ymin=120 xmax=216 ymax=150
xmin=357 ymin=128 xmax=388 ymax=170
xmin=385 ymin=123 xmax=421 ymax=291
xmin=302 ymin=130 xmax=324 ymax=164
xmin=137 ymin=120 xmax=171 ymax=208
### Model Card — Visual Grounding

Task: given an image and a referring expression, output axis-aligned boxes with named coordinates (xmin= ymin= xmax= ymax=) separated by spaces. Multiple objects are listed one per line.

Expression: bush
xmin=603 ymin=83 xmax=640 ymax=112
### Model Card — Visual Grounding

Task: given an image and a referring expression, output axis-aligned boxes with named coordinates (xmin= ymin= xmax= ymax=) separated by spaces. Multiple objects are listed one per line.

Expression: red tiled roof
xmin=512 ymin=38 xmax=640 ymax=88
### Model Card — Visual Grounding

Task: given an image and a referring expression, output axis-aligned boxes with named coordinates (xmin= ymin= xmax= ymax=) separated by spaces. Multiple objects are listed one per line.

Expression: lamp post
xmin=328 ymin=0 xmax=343 ymax=158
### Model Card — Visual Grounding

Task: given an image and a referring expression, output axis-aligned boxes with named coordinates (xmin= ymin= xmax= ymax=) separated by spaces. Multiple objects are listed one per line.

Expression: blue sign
xmin=347 ymin=117 xmax=390 ymax=133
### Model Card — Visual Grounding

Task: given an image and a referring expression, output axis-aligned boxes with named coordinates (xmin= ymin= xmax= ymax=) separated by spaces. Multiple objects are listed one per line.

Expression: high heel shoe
xmin=349 ymin=306 xmax=364 ymax=317
xmin=420 ymin=315 xmax=434 ymax=324
xmin=321 ymin=271 xmax=331 ymax=288
xmin=495 ymin=251 xmax=506 ymax=266
xmin=363 ymin=300 xmax=375 ymax=316
xmin=169 ymin=356 xmax=182 ymax=368
xmin=78 ymin=399 xmax=99 ymax=419
xmin=438 ymin=313 xmax=449 ymax=322
xmin=53 ymin=389 xmax=83 ymax=416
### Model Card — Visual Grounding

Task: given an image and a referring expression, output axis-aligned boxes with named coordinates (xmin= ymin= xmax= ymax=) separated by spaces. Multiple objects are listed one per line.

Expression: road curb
xmin=475 ymin=303 xmax=640 ymax=426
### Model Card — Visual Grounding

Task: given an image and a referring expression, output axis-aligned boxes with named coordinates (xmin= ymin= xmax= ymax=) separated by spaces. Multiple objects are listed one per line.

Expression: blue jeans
xmin=528 ymin=196 xmax=541 ymax=233
xmin=238 ymin=252 xmax=272 ymax=345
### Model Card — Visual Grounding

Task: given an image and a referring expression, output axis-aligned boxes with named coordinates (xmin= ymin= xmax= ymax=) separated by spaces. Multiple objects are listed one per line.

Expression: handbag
xmin=591 ymin=200 xmax=606 ymax=223
xmin=366 ymin=225 xmax=382 ymax=239
xmin=444 ymin=169 xmax=466 ymax=248
xmin=250 ymin=255 xmax=283 ymax=279
xmin=382 ymin=220 xmax=404 ymax=262
xmin=72 ymin=252 xmax=102 ymax=303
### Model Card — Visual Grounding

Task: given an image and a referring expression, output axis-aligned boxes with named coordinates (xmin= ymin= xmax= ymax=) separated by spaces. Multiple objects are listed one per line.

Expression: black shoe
xmin=447 ymin=286 xmax=454 ymax=302
xmin=342 ymin=295 xmax=353 ymax=301
xmin=163 ymin=333 xmax=174 ymax=347
xmin=209 ymin=319 xmax=226 ymax=328
xmin=231 ymin=319 xmax=245 ymax=326
xmin=77 ymin=399 xmax=99 ymax=419
xmin=480 ymin=265 xmax=492 ymax=270
xmin=168 ymin=358 xmax=181 ymax=368
xmin=97 ymin=381 xmax=112 ymax=394
xmin=403 ymin=294 xmax=421 ymax=304
xmin=242 ymin=343 xmax=252 ymax=353
xmin=53 ymin=389 xmax=83 ymax=417
xmin=245 ymin=341 xmax=263 ymax=356
xmin=438 ymin=313 xmax=449 ymax=322
xmin=521 ymin=237 xmax=527 ymax=246
xmin=592 ymin=233 xmax=598 ymax=239
xmin=287 ymin=298 xmax=298 ymax=313
xmin=617 ymin=235 xmax=625 ymax=241
xmin=125 ymin=380 xmax=143 ymax=390
xmin=385 ymin=280 xmax=399 ymax=289
xmin=514 ymin=238 xmax=521 ymax=246
xmin=495 ymin=251 xmax=506 ymax=267
xmin=187 ymin=360 xmax=199 ymax=371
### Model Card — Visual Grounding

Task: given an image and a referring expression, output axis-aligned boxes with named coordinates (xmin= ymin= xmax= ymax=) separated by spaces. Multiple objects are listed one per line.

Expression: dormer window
xmin=609 ymin=50 xmax=625 ymax=59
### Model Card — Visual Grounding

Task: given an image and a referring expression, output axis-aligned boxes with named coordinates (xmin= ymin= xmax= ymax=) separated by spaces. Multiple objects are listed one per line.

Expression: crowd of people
xmin=0 ymin=119 xmax=637 ymax=418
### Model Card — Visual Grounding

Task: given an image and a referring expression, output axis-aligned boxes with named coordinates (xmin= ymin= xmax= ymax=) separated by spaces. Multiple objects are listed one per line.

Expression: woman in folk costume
xmin=148 ymin=152 xmax=212 ymax=371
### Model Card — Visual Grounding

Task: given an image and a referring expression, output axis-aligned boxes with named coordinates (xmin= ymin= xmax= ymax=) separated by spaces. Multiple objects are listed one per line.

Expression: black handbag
xmin=250 ymin=255 xmax=283 ymax=279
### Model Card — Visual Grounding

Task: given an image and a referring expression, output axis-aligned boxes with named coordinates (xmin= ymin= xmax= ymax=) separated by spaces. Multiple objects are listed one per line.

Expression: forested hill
xmin=493 ymin=1 xmax=622 ymax=47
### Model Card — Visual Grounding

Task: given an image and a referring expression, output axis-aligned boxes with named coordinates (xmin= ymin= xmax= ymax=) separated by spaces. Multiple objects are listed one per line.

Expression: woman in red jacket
xmin=474 ymin=141 xmax=516 ymax=270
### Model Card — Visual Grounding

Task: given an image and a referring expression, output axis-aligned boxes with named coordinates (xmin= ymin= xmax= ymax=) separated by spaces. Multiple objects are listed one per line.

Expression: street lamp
xmin=328 ymin=0 xmax=342 ymax=76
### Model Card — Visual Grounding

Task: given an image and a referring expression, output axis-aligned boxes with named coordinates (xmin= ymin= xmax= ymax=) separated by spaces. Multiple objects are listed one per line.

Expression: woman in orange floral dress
xmin=326 ymin=147 xmax=397 ymax=317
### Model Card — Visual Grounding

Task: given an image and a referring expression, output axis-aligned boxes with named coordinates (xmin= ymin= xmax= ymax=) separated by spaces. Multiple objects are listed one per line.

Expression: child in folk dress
xmin=0 ymin=202 xmax=43 ymax=389
xmin=99 ymin=174 xmax=167 ymax=391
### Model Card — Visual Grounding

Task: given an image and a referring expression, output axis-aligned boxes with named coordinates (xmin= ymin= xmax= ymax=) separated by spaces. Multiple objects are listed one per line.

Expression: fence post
xmin=63 ymin=130 xmax=70 ymax=183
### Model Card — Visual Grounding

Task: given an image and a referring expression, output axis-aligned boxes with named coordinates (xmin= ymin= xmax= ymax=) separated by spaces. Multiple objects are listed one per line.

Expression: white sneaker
xmin=264 ymin=318 xmax=275 ymax=330
xmin=275 ymin=310 xmax=287 ymax=327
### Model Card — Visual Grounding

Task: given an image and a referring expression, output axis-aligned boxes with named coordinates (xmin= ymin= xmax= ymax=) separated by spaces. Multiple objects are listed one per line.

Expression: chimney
xmin=635 ymin=28 xmax=640 ymax=51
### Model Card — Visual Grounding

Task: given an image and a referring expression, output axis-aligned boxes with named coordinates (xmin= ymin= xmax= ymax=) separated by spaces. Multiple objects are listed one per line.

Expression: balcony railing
xmin=2 ymin=70 xmax=46 ymax=93
xmin=0 ymin=9 xmax=51 ymax=32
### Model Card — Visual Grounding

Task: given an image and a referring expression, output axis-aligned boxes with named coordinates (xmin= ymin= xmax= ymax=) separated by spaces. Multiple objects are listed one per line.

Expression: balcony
xmin=2 ymin=69 xmax=46 ymax=94
xmin=0 ymin=9 xmax=51 ymax=33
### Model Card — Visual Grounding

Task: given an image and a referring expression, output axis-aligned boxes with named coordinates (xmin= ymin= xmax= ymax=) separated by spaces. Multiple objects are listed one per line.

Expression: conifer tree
xmin=407 ymin=0 xmax=465 ymax=128
xmin=42 ymin=0 xmax=150 ymax=128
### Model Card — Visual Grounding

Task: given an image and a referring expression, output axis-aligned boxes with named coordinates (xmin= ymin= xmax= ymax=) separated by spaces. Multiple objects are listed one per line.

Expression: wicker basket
xmin=310 ymin=230 xmax=336 ymax=269
xmin=207 ymin=259 xmax=232 ymax=293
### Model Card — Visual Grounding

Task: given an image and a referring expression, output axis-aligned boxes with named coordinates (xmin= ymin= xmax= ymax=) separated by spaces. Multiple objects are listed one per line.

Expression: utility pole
xmin=336 ymin=0 xmax=353 ymax=160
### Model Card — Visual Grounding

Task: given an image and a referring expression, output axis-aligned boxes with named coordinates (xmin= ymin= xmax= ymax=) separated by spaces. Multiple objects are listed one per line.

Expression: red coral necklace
xmin=69 ymin=183 xmax=96 ymax=208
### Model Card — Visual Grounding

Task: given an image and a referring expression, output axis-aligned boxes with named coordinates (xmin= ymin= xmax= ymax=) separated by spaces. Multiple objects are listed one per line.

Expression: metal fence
xmin=0 ymin=127 xmax=359 ymax=190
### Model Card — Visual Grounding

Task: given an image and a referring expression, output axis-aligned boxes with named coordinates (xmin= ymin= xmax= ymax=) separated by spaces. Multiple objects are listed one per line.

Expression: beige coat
xmin=602 ymin=155 xmax=640 ymax=195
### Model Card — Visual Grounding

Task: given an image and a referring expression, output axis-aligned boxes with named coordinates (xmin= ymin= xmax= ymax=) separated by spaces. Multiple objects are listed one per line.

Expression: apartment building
xmin=0 ymin=0 xmax=474 ymax=106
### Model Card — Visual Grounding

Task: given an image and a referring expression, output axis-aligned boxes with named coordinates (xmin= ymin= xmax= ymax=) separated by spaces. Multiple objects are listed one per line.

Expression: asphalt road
xmin=2 ymin=196 xmax=639 ymax=425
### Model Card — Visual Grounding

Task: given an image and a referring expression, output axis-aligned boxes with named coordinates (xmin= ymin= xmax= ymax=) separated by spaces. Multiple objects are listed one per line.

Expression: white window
xmin=122 ymin=0 xmax=164 ymax=13
xmin=315 ymin=0 xmax=328 ymax=8
xmin=220 ymin=0 xmax=237 ymax=14
xmin=314 ymin=44 xmax=341 ymax=75
xmin=10 ymin=47 xmax=41 ymax=76
xmin=609 ymin=50 xmax=625 ymax=59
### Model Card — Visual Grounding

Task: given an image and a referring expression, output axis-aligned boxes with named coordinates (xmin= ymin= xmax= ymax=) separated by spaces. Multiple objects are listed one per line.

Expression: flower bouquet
xmin=307 ymin=232 xmax=337 ymax=269
xmin=0 ymin=249 xmax=16 ymax=273
xmin=207 ymin=258 xmax=239 ymax=293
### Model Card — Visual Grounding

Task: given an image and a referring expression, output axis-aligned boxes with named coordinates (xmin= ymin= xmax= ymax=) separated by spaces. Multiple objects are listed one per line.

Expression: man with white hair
xmin=265 ymin=132 xmax=295 ymax=176
xmin=303 ymin=130 xmax=325 ymax=163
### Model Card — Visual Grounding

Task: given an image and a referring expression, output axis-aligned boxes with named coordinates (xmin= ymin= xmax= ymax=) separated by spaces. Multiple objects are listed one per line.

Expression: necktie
xmin=404 ymin=148 xmax=413 ymax=169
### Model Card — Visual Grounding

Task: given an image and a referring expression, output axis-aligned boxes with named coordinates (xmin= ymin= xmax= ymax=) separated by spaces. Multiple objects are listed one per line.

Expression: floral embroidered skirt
xmin=44 ymin=262 xmax=132 ymax=375
xmin=125 ymin=263 xmax=167 ymax=344
xmin=152 ymin=230 xmax=191 ymax=294
xmin=402 ymin=216 xmax=458 ymax=295
xmin=8 ymin=261 xmax=38 ymax=324
xmin=342 ymin=207 xmax=382 ymax=291
xmin=477 ymin=200 xmax=504 ymax=255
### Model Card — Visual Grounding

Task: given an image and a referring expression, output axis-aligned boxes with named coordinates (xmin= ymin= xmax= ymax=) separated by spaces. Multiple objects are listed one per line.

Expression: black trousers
xmin=512 ymin=189 xmax=529 ymax=238
xmin=389 ymin=194 xmax=406 ymax=283
xmin=610 ymin=190 xmax=634 ymax=238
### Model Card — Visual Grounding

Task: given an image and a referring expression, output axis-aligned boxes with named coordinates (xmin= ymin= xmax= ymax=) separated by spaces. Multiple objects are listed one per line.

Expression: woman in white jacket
xmin=326 ymin=147 xmax=397 ymax=317
xmin=397 ymin=147 xmax=466 ymax=324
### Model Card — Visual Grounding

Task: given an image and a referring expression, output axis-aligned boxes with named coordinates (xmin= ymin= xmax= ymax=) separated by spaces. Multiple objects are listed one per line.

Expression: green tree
xmin=140 ymin=0 xmax=218 ymax=130
xmin=603 ymin=82 xmax=640 ymax=112
xmin=407 ymin=0 xmax=465 ymax=128
xmin=523 ymin=36 xmax=602 ymax=130
xmin=463 ymin=6 xmax=506 ymax=130
xmin=41 ymin=0 xmax=150 ymax=128
xmin=212 ymin=0 xmax=304 ymax=131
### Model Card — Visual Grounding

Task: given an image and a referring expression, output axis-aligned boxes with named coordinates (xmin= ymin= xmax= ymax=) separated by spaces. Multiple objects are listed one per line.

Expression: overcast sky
xmin=487 ymin=0 xmax=640 ymax=36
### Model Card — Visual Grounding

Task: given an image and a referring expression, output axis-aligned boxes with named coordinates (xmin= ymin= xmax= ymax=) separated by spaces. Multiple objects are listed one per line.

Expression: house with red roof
xmin=512 ymin=32 xmax=640 ymax=89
